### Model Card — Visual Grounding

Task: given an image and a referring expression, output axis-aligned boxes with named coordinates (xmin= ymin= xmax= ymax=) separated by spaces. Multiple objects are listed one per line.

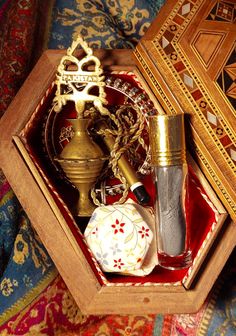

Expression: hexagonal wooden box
xmin=0 ymin=46 xmax=235 ymax=314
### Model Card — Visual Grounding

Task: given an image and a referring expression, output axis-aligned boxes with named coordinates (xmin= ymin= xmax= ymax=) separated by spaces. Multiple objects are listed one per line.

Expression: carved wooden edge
xmin=181 ymin=155 xmax=228 ymax=288
xmin=79 ymin=220 xmax=236 ymax=315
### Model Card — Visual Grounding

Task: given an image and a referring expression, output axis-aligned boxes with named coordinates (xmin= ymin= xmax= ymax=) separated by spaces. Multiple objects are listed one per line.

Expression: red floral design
xmin=138 ymin=226 xmax=150 ymax=238
xmin=0 ymin=275 xmax=101 ymax=335
xmin=92 ymin=227 xmax=98 ymax=235
xmin=113 ymin=258 xmax=125 ymax=269
xmin=111 ymin=219 xmax=125 ymax=234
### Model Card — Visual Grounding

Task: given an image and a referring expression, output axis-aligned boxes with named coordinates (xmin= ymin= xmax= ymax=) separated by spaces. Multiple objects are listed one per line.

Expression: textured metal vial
xmin=149 ymin=113 xmax=192 ymax=269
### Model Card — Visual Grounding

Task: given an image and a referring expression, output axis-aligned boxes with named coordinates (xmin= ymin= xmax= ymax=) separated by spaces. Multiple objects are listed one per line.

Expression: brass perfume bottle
xmin=52 ymin=36 xmax=109 ymax=217
xmin=55 ymin=118 xmax=106 ymax=216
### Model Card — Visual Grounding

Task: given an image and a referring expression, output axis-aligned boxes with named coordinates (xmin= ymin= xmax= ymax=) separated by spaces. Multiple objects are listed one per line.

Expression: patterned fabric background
xmin=48 ymin=0 xmax=164 ymax=49
xmin=0 ymin=165 xmax=56 ymax=325
xmin=0 ymin=0 xmax=38 ymax=118
xmin=0 ymin=0 xmax=235 ymax=335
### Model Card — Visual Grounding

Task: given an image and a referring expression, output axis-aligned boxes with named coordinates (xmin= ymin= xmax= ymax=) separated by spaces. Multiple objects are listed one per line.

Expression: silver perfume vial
xmin=149 ymin=114 xmax=192 ymax=270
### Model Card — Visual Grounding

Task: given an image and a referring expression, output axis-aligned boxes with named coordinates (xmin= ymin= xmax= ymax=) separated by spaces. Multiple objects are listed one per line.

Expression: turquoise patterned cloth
xmin=0 ymin=172 xmax=55 ymax=319
xmin=0 ymin=174 xmax=20 ymax=278
xmin=48 ymin=0 xmax=164 ymax=49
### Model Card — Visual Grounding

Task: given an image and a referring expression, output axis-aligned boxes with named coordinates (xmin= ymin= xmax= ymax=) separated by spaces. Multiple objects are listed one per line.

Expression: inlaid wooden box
xmin=0 ymin=0 xmax=235 ymax=315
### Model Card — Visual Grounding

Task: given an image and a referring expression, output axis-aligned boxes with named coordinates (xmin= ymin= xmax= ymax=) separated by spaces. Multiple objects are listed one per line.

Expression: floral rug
xmin=0 ymin=1 xmax=235 ymax=335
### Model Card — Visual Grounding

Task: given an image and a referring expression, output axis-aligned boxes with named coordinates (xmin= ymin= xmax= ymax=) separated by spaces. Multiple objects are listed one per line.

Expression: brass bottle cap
xmin=149 ymin=114 xmax=186 ymax=166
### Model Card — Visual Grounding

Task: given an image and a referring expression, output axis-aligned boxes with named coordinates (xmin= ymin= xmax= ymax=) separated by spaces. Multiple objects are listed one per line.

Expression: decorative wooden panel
xmin=135 ymin=0 xmax=236 ymax=221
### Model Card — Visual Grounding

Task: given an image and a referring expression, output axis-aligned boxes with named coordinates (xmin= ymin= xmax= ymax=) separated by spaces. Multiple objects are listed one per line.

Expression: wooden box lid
xmin=134 ymin=0 xmax=236 ymax=221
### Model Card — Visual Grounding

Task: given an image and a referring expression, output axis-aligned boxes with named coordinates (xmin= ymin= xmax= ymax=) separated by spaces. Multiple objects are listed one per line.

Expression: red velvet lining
xmin=20 ymin=72 xmax=218 ymax=286
xmin=107 ymin=265 xmax=187 ymax=284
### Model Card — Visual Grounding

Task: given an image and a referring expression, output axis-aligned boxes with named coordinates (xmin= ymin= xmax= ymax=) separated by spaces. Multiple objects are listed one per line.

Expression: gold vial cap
xmin=149 ymin=114 xmax=186 ymax=166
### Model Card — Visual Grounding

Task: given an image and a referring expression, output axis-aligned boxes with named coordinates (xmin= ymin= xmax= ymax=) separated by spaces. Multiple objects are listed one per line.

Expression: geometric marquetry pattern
xmin=217 ymin=46 xmax=236 ymax=110
xmin=206 ymin=1 xmax=236 ymax=22
xmin=154 ymin=0 xmax=236 ymax=166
